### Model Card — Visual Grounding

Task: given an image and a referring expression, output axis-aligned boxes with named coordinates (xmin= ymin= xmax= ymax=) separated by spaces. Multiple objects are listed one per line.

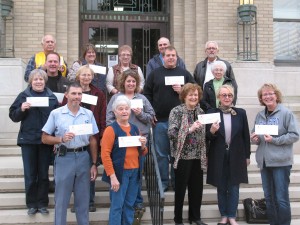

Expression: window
xmin=83 ymin=0 xmax=165 ymax=13
xmin=273 ymin=0 xmax=300 ymax=64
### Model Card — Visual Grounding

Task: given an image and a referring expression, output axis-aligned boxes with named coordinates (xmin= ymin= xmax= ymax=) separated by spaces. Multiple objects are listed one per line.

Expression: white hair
xmin=211 ymin=60 xmax=227 ymax=73
xmin=112 ymin=95 xmax=131 ymax=111
xmin=41 ymin=35 xmax=56 ymax=44
xmin=205 ymin=41 xmax=219 ymax=49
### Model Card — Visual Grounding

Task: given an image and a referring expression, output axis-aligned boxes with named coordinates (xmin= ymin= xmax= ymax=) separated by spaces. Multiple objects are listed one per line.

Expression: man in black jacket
xmin=193 ymin=41 xmax=236 ymax=89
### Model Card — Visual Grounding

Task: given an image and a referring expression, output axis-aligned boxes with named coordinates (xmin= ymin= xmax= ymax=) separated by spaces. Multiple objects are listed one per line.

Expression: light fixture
xmin=114 ymin=6 xmax=124 ymax=12
xmin=239 ymin=0 xmax=254 ymax=5
xmin=238 ymin=0 xmax=256 ymax=22
xmin=1 ymin=0 xmax=14 ymax=17
xmin=237 ymin=0 xmax=258 ymax=61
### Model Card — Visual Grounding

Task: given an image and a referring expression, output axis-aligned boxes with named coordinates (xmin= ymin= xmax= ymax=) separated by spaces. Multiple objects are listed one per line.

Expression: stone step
xmin=0 ymin=145 xmax=279 ymax=156
xmin=0 ymin=186 xmax=299 ymax=209
xmin=146 ymin=220 xmax=300 ymax=225
xmin=0 ymin=146 xmax=21 ymax=157
xmin=1 ymin=172 xmax=300 ymax=193
xmin=2 ymin=154 xmax=300 ymax=177
xmin=0 ymin=202 xmax=299 ymax=225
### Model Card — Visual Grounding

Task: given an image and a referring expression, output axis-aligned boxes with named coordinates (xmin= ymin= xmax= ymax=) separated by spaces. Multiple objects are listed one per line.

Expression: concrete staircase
xmin=0 ymin=145 xmax=300 ymax=225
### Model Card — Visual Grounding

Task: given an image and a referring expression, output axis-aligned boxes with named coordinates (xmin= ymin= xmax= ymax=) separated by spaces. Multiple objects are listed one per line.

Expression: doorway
xmin=82 ymin=21 xmax=168 ymax=75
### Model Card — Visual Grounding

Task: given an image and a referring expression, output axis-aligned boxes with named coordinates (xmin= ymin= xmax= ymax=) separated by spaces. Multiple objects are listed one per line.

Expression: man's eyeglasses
xmin=220 ymin=93 xmax=233 ymax=98
xmin=206 ymin=47 xmax=217 ymax=50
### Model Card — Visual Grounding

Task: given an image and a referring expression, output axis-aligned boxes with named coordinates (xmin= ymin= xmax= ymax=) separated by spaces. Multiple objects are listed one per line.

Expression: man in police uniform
xmin=24 ymin=34 xmax=68 ymax=82
xmin=42 ymin=82 xmax=98 ymax=225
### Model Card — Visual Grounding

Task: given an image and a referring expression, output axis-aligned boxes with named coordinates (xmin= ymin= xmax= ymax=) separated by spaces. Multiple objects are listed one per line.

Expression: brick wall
xmin=10 ymin=0 xmax=79 ymax=66
xmin=171 ymin=0 xmax=274 ymax=73
xmin=7 ymin=0 xmax=273 ymax=71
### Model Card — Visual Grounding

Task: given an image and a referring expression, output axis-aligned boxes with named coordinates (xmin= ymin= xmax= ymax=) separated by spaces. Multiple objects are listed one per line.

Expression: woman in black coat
xmin=9 ymin=69 xmax=58 ymax=216
xmin=206 ymin=84 xmax=250 ymax=225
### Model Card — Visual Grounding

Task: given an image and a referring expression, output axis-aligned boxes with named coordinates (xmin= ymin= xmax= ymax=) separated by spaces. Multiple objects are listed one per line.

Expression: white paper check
xmin=53 ymin=92 xmax=64 ymax=103
xmin=165 ymin=76 xmax=185 ymax=85
xmin=130 ymin=99 xmax=143 ymax=108
xmin=26 ymin=97 xmax=49 ymax=107
xmin=198 ymin=113 xmax=221 ymax=124
xmin=118 ymin=136 xmax=141 ymax=148
xmin=81 ymin=93 xmax=98 ymax=106
xmin=89 ymin=64 xmax=107 ymax=74
xmin=69 ymin=124 xmax=93 ymax=136
xmin=255 ymin=125 xmax=278 ymax=135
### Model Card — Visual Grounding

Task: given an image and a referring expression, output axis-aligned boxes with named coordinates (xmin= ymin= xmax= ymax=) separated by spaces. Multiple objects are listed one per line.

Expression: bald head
xmin=41 ymin=35 xmax=56 ymax=54
xmin=157 ymin=37 xmax=171 ymax=54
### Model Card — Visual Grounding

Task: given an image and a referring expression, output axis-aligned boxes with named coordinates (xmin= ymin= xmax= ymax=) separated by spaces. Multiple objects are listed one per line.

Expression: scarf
xmin=219 ymin=104 xmax=237 ymax=115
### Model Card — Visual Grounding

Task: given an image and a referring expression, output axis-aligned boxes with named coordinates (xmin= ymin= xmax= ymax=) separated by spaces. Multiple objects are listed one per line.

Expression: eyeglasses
xmin=220 ymin=93 xmax=233 ymax=98
xmin=120 ymin=53 xmax=131 ymax=57
xmin=262 ymin=92 xmax=275 ymax=97
xmin=80 ymin=74 xmax=92 ymax=77
xmin=206 ymin=47 xmax=217 ymax=50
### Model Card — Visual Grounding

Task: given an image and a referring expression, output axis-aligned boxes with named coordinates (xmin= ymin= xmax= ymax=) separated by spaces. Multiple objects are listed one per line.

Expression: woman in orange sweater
xmin=101 ymin=95 xmax=147 ymax=225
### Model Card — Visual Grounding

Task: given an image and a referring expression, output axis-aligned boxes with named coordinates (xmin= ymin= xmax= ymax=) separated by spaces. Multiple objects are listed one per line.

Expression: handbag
xmin=243 ymin=198 xmax=269 ymax=224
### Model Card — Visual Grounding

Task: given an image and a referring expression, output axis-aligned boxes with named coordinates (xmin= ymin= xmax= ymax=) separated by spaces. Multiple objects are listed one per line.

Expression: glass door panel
xmin=88 ymin=27 xmax=119 ymax=66
xmin=131 ymin=28 xmax=161 ymax=75
xmin=82 ymin=21 xmax=168 ymax=73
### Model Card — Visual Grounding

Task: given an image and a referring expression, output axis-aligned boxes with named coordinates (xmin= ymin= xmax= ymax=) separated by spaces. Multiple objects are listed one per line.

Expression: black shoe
xmin=27 ymin=208 xmax=37 ymax=215
xmin=49 ymin=180 xmax=55 ymax=193
xmin=70 ymin=206 xmax=75 ymax=213
xmin=89 ymin=205 xmax=96 ymax=212
xmin=38 ymin=207 xmax=49 ymax=214
xmin=190 ymin=220 xmax=207 ymax=225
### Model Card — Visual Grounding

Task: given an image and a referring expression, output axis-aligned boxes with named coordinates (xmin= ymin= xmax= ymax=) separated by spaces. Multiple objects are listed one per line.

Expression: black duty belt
xmin=60 ymin=145 xmax=88 ymax=153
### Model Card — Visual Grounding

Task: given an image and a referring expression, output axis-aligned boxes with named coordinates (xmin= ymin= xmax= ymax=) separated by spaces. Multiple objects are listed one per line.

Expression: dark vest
xmin=102 ymin=121 xmax=143 ymax=185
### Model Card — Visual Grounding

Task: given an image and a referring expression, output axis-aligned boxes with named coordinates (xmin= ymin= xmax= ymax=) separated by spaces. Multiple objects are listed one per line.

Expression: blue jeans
xmin=21 ymin=144 xmax=51 ymax=208
xmin=109 ymin=168 xmax=139 ymax=225
xmin=153 ymin=121 xmax=174 ymax=190
xmin=261 ymin=165 xmax=292 ymax=225
xmin=217 ymin=151 xmax=239 ymax=218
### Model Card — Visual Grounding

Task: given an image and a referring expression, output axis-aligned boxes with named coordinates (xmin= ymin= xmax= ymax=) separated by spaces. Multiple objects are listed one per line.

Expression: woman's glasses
xmin=220 ymin=93 xmax=233 ymax=98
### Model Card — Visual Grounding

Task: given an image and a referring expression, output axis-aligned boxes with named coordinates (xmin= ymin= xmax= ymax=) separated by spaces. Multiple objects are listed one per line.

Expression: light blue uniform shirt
xmin=42 ymin=105 xmax=99 ymax=148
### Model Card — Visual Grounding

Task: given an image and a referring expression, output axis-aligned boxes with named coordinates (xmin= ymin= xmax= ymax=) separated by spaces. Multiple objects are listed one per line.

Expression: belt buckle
xmin=73 ymin=147 xmax=79 ymax=153
xmin=225 ymin=144 xmax=230 ymax=150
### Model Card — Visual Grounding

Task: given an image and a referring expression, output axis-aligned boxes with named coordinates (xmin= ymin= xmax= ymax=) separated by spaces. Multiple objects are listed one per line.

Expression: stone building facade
xmin=1 ymin=0 xmax=300 ymax=152
xmin=6 ymin=0 xmax=274 ymax=71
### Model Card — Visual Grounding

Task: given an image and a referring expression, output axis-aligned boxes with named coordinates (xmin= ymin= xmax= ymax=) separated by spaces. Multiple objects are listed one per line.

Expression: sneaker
xmin=134 ymin=203 xmax=146 ymax=212
xmin=89 ymin=205 xmax=96 ymax=212
xmin=27 ymin=208 xmax=37 ymax=215
xmin=38 ymin=207 xmax=49 ymax=214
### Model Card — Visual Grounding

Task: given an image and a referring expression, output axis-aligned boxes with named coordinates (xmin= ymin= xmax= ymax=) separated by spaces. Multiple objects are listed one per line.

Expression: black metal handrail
xmin=144 ymin=127 xmax=165 ymax=225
